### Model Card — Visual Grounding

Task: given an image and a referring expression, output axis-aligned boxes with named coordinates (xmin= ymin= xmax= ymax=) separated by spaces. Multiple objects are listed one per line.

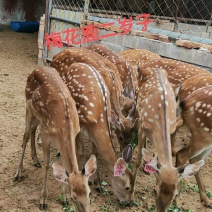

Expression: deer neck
xmin=155 ymin=69 xmax=173 ymax=167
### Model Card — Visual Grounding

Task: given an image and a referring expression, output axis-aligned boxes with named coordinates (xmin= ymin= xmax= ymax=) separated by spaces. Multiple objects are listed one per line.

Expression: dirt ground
xmin=0 ymin=24 xmax=211 ymax=212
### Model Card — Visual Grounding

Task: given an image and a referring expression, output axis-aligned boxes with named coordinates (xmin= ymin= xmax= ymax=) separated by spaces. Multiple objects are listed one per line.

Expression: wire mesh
xmin=88 ymin=0 xmax=212 ymax=41
xmin=44 ymin=0 xmax=212 ymax=64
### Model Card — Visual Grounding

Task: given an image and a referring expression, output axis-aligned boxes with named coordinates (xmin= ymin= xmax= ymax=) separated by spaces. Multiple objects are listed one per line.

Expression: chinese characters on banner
xmin=45 ymin=14 xmax=154 ymax=49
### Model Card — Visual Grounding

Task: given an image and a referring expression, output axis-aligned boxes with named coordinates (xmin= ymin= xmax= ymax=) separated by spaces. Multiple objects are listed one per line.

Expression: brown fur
xmin=61 ymin=63 xmax=134 ymax=203
xmin=176 ymin=85 xmax=212 ymax=207
xmin=14 ymin=67 xmax=95 ymax=211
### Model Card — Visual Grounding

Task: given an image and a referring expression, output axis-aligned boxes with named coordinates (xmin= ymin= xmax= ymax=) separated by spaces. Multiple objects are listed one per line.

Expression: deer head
xmin=52 ymin=155 xmax=97 ymax=212
xmin=142 ymin=148 xmax=205 ymax=212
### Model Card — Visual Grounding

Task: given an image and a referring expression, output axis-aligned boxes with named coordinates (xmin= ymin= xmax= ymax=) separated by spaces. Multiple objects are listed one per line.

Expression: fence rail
xmin=42 ymin=0 xmax=212 ymax=65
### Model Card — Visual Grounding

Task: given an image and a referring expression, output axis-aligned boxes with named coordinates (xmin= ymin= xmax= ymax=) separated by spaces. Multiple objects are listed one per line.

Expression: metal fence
xmin=43 ymin=0 xmax=212 ymax=64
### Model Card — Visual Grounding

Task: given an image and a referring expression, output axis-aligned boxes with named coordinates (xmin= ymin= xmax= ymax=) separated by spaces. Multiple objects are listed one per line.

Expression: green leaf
xmin=206 ymin=191 xmax=212 ymax=198
xmin=132 ymin=201 xmax=140 ymax=206
xmin=101 ymin=181 xmax=108 ymax=186
xmin=128 ymin=162 xmax=133 ymax=172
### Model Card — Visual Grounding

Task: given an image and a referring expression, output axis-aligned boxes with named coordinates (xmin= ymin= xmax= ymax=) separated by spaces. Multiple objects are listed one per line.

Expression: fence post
xmin=83 ymin=0 xmax=90 ymax=20
xmin=174 ymin=0 xmax=181 ymax=31
xmin=43 ymin=0 xmax=52 ymax=65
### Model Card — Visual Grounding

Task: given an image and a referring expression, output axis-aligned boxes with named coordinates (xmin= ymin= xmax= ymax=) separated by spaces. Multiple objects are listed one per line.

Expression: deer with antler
xmin=58 ymin=62 xmax=135 ymax=203
xmin=51 ymin=47 xmax=136 ymax=150
xmin=175 ymin=85 xmax=212 ymax=208
xmin=133 ymin=67 xmax=205 ymax=211
xmin=13 ymin=67 xmax=97 ymax=211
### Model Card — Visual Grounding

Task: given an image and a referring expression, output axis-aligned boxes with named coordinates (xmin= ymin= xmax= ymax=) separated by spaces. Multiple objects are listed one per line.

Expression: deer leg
xmin=176 ymin=135 xmax=212 ymax=208
xmin=171 ymin=131 xmax=177 ymax=156
xmin=39 ymin=134 xmax=50 ymax=210
xmin=189 ymin=151 xmax=212 ymax=208
xmin=181 ymin=125 xmax=189 ymax=146
xmin=174 ymin=140 xmax=191 ymax=207
xmin=75 ymin=132 xmax=84 ymax=169
xmin=133 ymin=127 xmax=146 ymax=197
xmin=14 ymin=108 xmax=34 ymax=182
xmin=92 ymin=142 xmax=103 ymax=193
xmin=37 ymin=131 xmax=42 ymax=147
xmin=30 ymin=121 xmax=41 ymax=168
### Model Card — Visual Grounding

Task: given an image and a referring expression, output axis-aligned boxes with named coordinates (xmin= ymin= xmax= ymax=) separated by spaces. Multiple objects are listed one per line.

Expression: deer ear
xmin=114 ymin=158 xmax=127 ymax=176
xmin=127 ymin=103 xmax=136 ymax=121
xmin=123 ymin=84 xmax=130 ymax=97
xmin=84 ymin=155 xmax=97 ymax=178
xmin=178 ymin=160 xmax=205 ymax=179
xmin=110 ymin=110 xmax=121 ymax=130
xmin=52 ymin=162 xmax=69 ymax=184
xmin=123 ymin=83 xmax=134 ymax=99
xmin=129 ymin=88 xmax=134 ymax=100
xmin=142 ymin=148 xmax=160 ymax=174
xmin=122 ymin=144 xmax=132 ymax=163
xmin=142 ymin=148 xmax=153 ymax=163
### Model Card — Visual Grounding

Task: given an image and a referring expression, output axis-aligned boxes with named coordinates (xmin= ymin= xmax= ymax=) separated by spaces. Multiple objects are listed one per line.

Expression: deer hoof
xmin=39 ymin=203 xmax=48 ymax=210
xmin=206 ymin=204 xmax=212 ymax=209
xmin=62 ymin=200 xmax=69 ymax=206
xmin=34 ymin=162 xmax=42 ymax=168
xmin=96 ymin=187 xmax=104 ymax=193
xmin=13 ymin=175 xmax=24 ymax=182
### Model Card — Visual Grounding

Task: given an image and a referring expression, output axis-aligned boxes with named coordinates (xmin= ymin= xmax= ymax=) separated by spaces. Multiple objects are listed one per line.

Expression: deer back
xmin=62 ymin=62 xmax=111 ymax=126
xmin=179 ymin=73 xmax=212 ymax=100
xmin=181 ymin=85 xmax=212 ymax=137
xmin=26 ymin=67 xmax=80 ymax=141
xmin=51 ymin=47 xmax=125 ymax=117
xmin=138 ymin=58 xmax=209 ymax=90
xmin=119 ymin=48 xmax=161 ymax=69
xmin=86 ymin=44 xmax=137 ymax=91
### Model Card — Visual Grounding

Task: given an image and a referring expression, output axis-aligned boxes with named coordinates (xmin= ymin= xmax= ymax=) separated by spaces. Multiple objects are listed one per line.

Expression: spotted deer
xmin=138 ymin=58 xmax=210 ymax=154
xmin=13 ymin=67 xmax=97 ymax=211
xmin=81 ymin=47 xmax=135 ymax=117
xmin=51 ymin=47 xmax=136 ymax=150
xmin=138 ymin=58 xmax=209 ymax=91
xmin=169 ymin=73 xmax=212 ymax=155
xmin=60 ymin=63 xmax=134 ymax=203
xmin=176 ymin=85 xmax=212 ymax=208
xmin=134 ymin=67 xmax=205 ymax=212
xmin=179 ymin=73 xmax=212 ymax=100
xmin=86 ymin=44 xmax=137 ymax=97
xmin=119 ymin=48 xmax=161 ymax=78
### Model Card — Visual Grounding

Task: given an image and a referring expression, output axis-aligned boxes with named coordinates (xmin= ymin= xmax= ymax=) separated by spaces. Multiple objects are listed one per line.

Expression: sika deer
xmin=81 ymin=46 xmax=135 ymax=116
xmin=179 ymin=73 xmax=212 ymax=100
xmin=134 ymin=67 xmax=205 ymax=212
xmin=119 ymin=48 xmax=161 ymax=78
xmin=138 ymin=58 xmax=210 ymax=154
xmin=61 ymin=63 xmax=134 ymax=203
xmin=138 ymin=58 xmax=209 ymax=91
xmin=172 ymin=73 xmax=211 ymax=155
xmin=170 ymin=73 xmax=212 ymax=155
xmin=176 ymin=85 xmax=212 ymax=208
xmin=86 ymin=44 xmax=137 ymax=97
xmin=14 ymin=67 xmax=97 ymax=211
xmin=51 ymin=47 xmax=136 ymax=150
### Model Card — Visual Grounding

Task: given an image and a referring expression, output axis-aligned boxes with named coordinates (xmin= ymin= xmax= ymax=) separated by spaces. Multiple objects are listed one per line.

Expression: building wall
xmin=0 ymin=0 xmax=46 ymax=25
